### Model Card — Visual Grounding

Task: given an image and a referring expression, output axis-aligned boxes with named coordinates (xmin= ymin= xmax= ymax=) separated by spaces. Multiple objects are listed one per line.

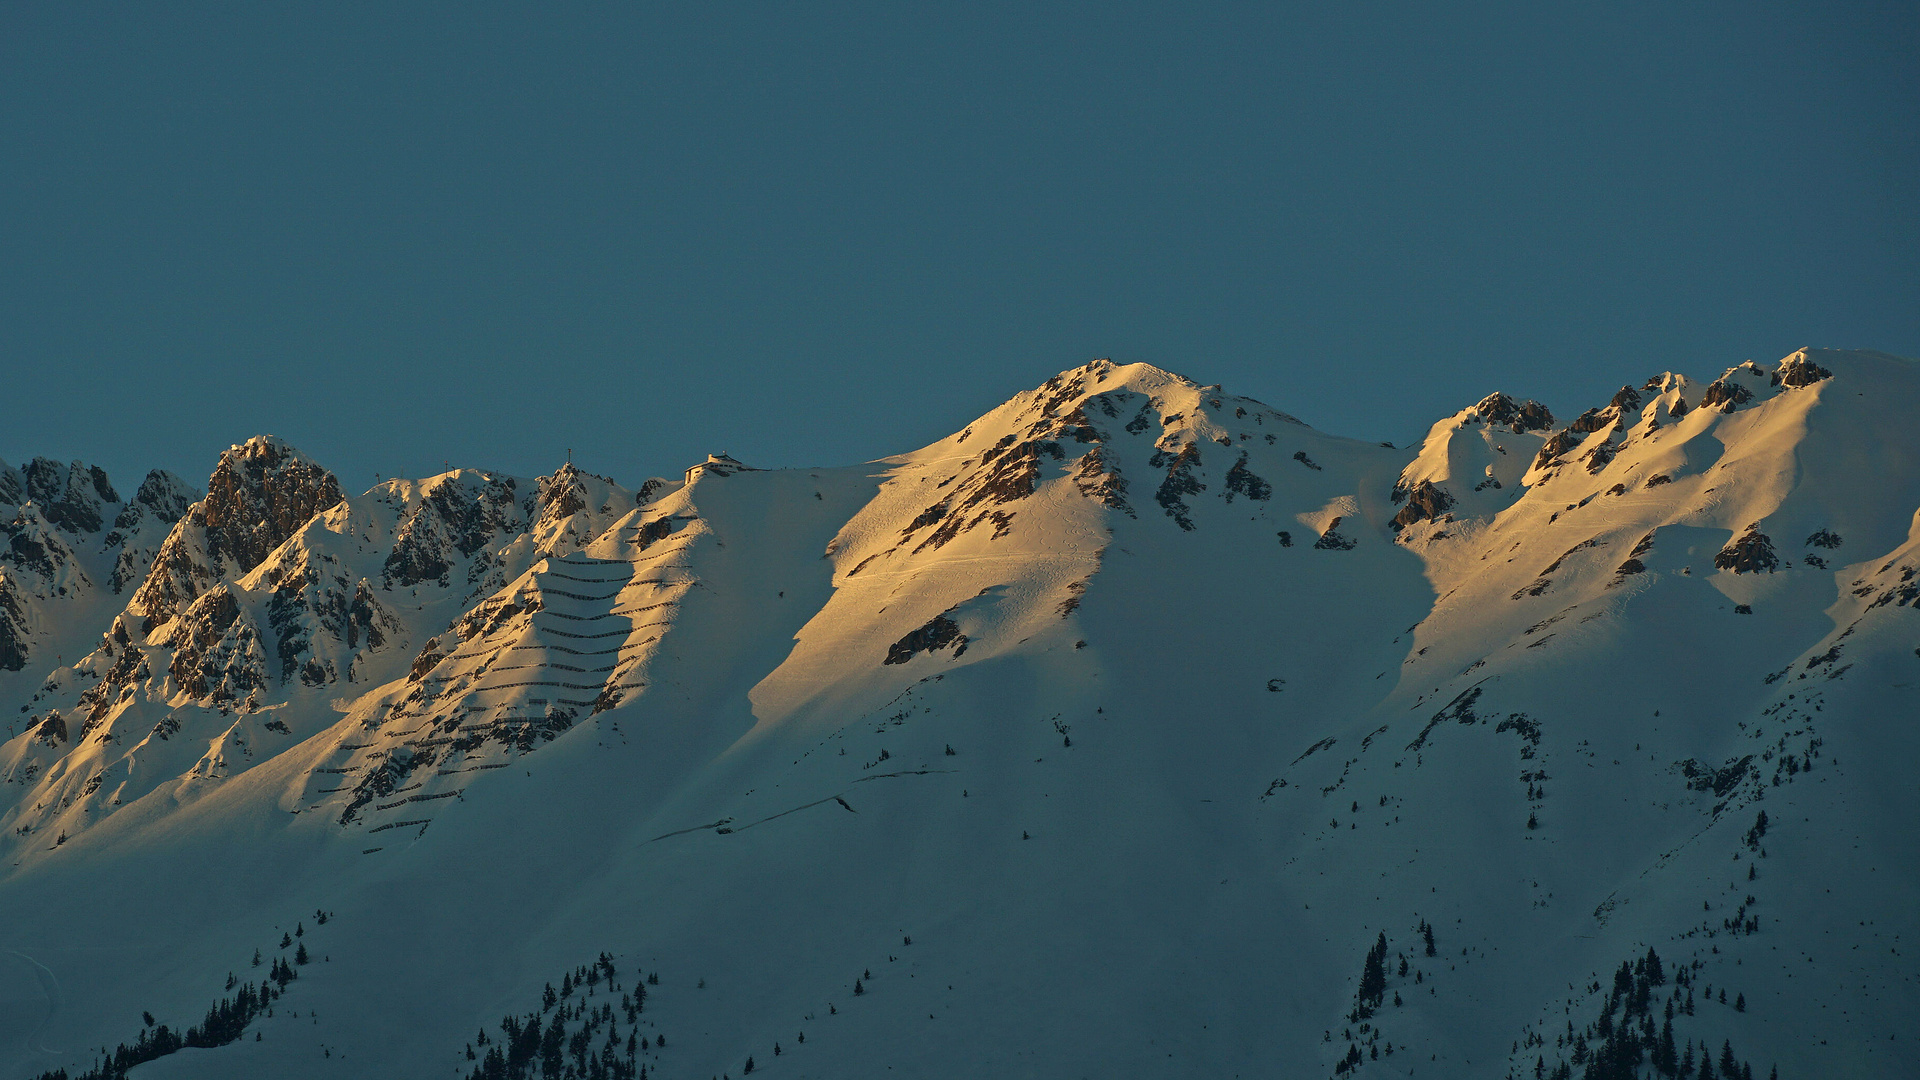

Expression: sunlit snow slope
xmin=0 ymin=352 xmax=1914 ymax=1080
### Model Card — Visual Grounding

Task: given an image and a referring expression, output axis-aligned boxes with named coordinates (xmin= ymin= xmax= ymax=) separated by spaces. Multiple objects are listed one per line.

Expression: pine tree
xmin=295 ymin=943 xmax=309 ymax=966
xmin=1735 ymin=993 xmax=1745 ymax=1012
xmin=279 ymin=933 xmax=291 ymax=949
xmin=1422 ymin=921 xmax=1436 ymax=957
xmin=743 ymin=1056 xmax=755 ymax=1073
xmin=853 ymin=979 xmax=864 ymax=996
xmin=1356 ymin=932 xmax=1388 ymax=1016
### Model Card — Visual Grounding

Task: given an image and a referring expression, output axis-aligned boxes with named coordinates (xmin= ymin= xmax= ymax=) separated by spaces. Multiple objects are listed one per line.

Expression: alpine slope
xmin=0 ymin=351 xmax=1914 ymax=1080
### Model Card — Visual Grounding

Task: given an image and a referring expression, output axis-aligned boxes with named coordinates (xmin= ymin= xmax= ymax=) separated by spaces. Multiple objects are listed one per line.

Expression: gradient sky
xmin=3 ymin=2 xmax=1914 ymax=497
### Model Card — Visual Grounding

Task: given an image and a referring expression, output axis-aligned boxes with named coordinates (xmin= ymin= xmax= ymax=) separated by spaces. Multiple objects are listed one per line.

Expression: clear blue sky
xmin=3 ymin=2 xmax=1914 ymax=495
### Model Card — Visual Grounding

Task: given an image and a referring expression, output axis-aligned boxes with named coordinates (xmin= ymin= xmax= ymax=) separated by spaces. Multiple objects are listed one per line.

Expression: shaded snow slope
xmin=0 ymin=352 xmax=1915 ymax=1080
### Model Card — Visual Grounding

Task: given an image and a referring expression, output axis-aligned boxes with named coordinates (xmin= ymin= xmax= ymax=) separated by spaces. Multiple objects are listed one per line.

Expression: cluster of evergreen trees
xmin=32 ymin=976 xmax=295 ymax=1080
xmin=1531 ymin=949 xmax=1772 ymax=1080
xmin=1335 ymin=922 xmax=1432 ymax=1073
xmin=33 ymin=916 xmax=325 ymax=1080
xmin=465 ymin=954 xmax=656 ymax=1080
xmin=1352 ymin=933 xmax=1389 ymax=1020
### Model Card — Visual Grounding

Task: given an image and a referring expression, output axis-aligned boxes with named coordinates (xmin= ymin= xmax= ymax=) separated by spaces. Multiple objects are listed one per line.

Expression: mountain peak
xmin=201 ymin=436 xmax=345 ymax=568
xmin=1463 ymin=392 xmax=1555 ymax=433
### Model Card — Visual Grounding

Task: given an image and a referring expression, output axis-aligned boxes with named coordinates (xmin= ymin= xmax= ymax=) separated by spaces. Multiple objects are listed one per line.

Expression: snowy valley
xmin=0 ymin=350 xmax=1915 ymax=1080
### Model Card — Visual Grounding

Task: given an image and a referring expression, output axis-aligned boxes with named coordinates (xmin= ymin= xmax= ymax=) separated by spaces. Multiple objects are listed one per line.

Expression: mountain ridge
xmin=0 ymin=349 xmax=1914 ymax=1080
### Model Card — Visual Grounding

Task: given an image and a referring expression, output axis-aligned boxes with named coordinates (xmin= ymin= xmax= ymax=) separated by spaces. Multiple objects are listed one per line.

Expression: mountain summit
xmin=0 ymin=351 xmax=1914 ymax=1080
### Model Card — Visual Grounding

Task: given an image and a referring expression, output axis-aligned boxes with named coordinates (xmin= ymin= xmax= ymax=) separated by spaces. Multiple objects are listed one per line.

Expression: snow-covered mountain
xmin=1 ymin=350 xmax=1914 ymax=1080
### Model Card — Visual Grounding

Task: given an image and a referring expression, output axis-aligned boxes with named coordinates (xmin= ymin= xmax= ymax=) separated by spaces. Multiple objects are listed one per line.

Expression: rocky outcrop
xmin=1531 ymin=429 xmax=1581 ymax=472
xmin=161 ymin=586 xmax=268 ymax=704
xmin=130 ymin=438 xmax=342 ymax=631
xmin=1223 ymin=454 xmax=1272 ymax=503
xmin=1151 ymin=444 xmax=1206 ymax=531
xmin=1699 ymin=379 xmax=1753 ymax=413
xmin=1072 ymin=449 xmax=1134 ymax=517
xmin=201 ymin=437 xmax=344 ymax=571
xmin=384 ymin=472 xmax=522 ymax=589
xmin=15 ymin=458 xmax=118 ymax=534
xmin=105 ymin=471 xmax=196 ymax=594
xmin=884 ymin=613 xmax=968 ymax=665
xmin=0 ymin=581 xmax=29 ymax=671
xmin=1390 ymin=481 xmax=1454 ymax=531
xmin=1313 ymin=516 xmax=1357 ymax=550
xmin=1468 ymin=393 xmax=1554 ymax=433
xmin=3 ymin=506 xmax=80 ymax=581
xmin=1774 ymin=352 xmax=1833 ymax=389
xmin=1715 ymin=524 xmax=1780 ymax=574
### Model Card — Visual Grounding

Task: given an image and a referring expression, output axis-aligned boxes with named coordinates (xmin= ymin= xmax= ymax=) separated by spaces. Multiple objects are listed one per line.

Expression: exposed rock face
xmin=1223 ymin=454 xmax=1272 ymax=502
xmin=884 ymin=613 xmax=968 ymax=665
xmin=1468 ymin=393 xmax=1554 ymax=433
xmin=1531 ymin=429 xmax=1581 ymax=472
xmin=0 ymin=460 xmax=188 ymax=677
xmin=1072 ymin=448 xmax=1133 ymax=516
xmin=384 ymin=472 xmax=522 ymax=589
xmin=535 ymin=465 xmax=595 ymax=525
xmin=1567 ymin=408 xmax=1614 ymax=435
xmin=1774 ymin=351 xmax=1834 ymax=388
xmin=1390 ymin=481 xmax=1454 ymax=531
xmin=0 ymin=582 xmax=29 ymax=671
xmin=267 ymin=557 xmax=403 ymax=687
xmin=1700 ymin=379 xmax=1753 ymax=413
xmin=1313 ymin=516 xmax=1357 ymax=550
xmin=162 ymin=586 xmax=267 ymax=704
xmin=1152 ymin=443 xmax=1205 ymax=530
xmin=131 ymin=438 xmax=343 ymax=631
xmin=105 ymin=471 xmax=196 ymax=593
xmin=17 ymin=458 xmax=118 ymax=534
xmin=2 ymin=506 xmax=79 ymax=581
xmin=202 ymin=437 xmax=345 ymax=571
xmin=1715 ymin=524 xmax=1781 ymax=574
